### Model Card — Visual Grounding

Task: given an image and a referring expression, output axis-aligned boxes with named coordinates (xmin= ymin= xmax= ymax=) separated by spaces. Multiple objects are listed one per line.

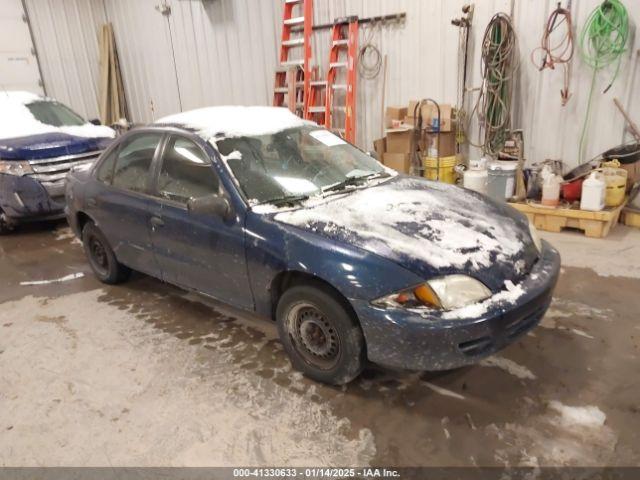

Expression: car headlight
xmin=528 ymin=222 xmax=542 ymax=253
xmin=0 ymin=160 xmax=33 ymax=176
xmin=372 ymin=275 xmax=492 ymax=311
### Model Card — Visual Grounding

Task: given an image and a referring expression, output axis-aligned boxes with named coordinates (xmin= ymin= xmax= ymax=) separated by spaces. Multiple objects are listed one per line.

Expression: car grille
xmin=27 ymin=150 xmax=102 ymax=195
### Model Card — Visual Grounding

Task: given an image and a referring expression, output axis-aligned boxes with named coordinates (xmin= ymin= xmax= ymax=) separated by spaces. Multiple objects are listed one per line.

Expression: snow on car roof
xmin=156 ymin=106 xmax=315 ymax=139
xmin=0 ymin=90 xmax=115 ymax=141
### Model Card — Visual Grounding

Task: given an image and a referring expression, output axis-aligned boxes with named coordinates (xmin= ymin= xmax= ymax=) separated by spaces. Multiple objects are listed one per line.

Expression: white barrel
xmin=580 ymin=172 xmax=605 ymax=211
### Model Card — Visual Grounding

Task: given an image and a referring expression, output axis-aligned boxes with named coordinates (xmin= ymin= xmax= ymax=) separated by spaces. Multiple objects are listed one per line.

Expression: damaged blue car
xmin=66 ymin=106 xmax=560 ymax=385
xmin=0 ymin=91 xmax=115 ymax=233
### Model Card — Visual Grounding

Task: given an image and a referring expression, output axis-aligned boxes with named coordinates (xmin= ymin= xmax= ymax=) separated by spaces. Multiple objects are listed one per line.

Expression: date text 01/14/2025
xmin=232 ymin=468 xmax=401 ymax=478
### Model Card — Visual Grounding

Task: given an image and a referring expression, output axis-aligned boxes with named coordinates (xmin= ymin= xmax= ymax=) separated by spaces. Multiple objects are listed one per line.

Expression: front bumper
xmin=351 ymin=240 xmax=561 ymax=371
xmin=0 ymin=174 xmax=66 ymax=223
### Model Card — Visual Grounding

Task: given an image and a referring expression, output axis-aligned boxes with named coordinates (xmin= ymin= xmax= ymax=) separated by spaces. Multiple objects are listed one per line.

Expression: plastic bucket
xmin=422 ymin=156 xmax=457 ymax=184
xmin=487 ymin=161 xmax=517 ymax=201
xmin=603 ymin=167 xmax=627 ymax=207
xmin=562 ymin=178 xmax=583 ymax=202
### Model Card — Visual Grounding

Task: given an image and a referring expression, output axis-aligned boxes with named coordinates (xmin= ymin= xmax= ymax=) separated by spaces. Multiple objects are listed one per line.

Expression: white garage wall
xmin=24 ymin=0 xmax=640 ymax=171
xmin=24 ymin=0 xmax=106 ymax=120
xmin=0 ymin=0 xmax=44 ymax=94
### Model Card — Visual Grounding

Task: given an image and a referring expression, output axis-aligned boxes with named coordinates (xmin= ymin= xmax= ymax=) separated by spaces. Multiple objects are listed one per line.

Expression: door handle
xmin=87 ymin=198 xmax=97 ymax=207
xmin=150 ymin=216 xmax=164 ymax=228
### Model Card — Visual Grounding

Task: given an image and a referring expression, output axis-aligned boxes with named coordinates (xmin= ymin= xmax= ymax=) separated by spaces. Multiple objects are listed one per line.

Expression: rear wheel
xmin=276 ymin=283 xmax=365 ymax=385
xmin=82 ymin=222 xmax=130 ymax=284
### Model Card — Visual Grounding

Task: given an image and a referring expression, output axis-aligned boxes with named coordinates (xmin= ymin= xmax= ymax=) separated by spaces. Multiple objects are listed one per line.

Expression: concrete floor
xmin=0 ymin=221 xmax=639 ymax=467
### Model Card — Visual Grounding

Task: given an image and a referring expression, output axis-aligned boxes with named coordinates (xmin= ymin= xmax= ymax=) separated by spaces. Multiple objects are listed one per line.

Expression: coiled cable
xmin=468 ymin=13 xmax=518 ymax=156
xmin=358 ymin=24 xmax=382 ymax=79
xmin=578 ymin=0 xmax=629 ymax=162
xmin=531 ymin=2 xmax=574 ymax=105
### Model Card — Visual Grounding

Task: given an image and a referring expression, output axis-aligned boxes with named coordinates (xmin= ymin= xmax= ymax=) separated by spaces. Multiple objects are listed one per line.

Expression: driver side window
xmin=157 ymin=136 xmax=219 ymax=204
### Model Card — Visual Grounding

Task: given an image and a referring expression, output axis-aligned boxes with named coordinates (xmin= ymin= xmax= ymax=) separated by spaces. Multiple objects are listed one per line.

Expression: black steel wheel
xmin=276 ymin=282 xmax=365 ymax=385
xmin=82 ymin=221 xmax=131 ymax=284
xmin=0 ymin=209 xmax=13 ymax=235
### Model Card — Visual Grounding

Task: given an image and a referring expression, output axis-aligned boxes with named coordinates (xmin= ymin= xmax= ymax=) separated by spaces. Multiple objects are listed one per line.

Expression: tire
xmin=0 ymin=209 xmax=13 ymax=235
xmin=276 ymin=282 xmax=365 ymax=385
xmin=82 ymin=221 xmax=131 ymax=284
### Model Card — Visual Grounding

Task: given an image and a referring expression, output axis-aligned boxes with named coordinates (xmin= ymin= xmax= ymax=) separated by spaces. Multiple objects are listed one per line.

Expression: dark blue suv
xmin=66 ymin=106 xmax=560 ymax=385
xmin=0 ymin=91 xmax=114 ymax=232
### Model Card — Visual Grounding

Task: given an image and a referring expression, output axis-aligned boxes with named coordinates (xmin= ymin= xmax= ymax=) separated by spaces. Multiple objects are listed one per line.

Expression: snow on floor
xmin=479 ymin=356 xmax=537 ymax=380
xmin=19 ymin=272 xmax=84 ymax=286
xmin=548 ymin=401 xmax=607 ymax=428
xmin=486 ymin=401 xmax=616 ymax=466
xmin=423 ymin=382 xmax=466 ymax=400
xmin=0 ymin=290 xmax=376 ymax=466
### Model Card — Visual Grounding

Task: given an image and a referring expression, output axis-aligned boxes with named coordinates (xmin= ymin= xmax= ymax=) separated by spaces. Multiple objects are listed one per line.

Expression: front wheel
xmin=276 ymin=283 xmax=365 ymax=385
xmin=0 ymin=209 xmax=13 ymax=235
xmin=82 ymin=222 xmax=131 ymax=284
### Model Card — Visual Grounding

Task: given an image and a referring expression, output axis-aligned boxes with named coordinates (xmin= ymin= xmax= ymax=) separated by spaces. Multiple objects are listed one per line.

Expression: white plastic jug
xmin=580 ymin=172 xmax=605 ymax=211
xmin=542 ymin=173 xmax=561 ymax=207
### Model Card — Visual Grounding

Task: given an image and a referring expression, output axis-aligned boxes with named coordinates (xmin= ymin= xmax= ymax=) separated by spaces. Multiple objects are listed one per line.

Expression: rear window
xmin=26 ymin=101 xmax=86 ymax=127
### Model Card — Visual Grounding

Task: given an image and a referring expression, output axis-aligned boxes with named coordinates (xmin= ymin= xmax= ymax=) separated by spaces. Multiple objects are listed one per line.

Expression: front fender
xmin=245 ymin=211 xmax=425 ymax=317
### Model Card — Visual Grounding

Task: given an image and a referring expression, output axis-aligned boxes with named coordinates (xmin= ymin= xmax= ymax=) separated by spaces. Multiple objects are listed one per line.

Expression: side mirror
xmin=187 ymin=194 xmax=233 ymax=220
xmin=89 ymin=118 xmax=102 ymax=126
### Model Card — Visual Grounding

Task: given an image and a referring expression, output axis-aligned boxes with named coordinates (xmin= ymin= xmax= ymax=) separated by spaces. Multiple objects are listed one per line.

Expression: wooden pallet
xmin=509 ymin=201 xmax=625 ymax=238
xmin=621 ymin=208 xmax=640 ymax=228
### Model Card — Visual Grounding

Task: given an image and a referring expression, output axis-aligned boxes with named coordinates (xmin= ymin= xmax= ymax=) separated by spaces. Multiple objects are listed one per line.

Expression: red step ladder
xmin=273 ymin=0 xmax=313 ymax=117
xmin=325 ymin=17 xmax=358 ymax=143
xmin=305 ymin=76 xmax=328 ymax=126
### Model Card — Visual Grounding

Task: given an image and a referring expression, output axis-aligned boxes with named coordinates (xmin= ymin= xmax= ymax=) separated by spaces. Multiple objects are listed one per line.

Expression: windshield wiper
xmin=322 ymin=172 xmax=391 ymax=194
xmin=257 ymin=194 xmax=310 ymax=206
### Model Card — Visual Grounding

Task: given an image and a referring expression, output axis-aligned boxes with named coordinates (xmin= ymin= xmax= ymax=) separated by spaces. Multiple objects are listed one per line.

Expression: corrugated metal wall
xmin=24 ymin=0 xmax=106 ymax=120
xmin=25 ymin=0 xmax=640 ymax=170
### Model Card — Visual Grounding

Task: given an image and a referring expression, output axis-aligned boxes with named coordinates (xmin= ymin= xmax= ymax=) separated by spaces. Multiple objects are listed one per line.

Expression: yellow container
xmin=422 ymin=155 xmax=457 ymax=184
xmin=602 ymin=167 xmax=627 ymax=207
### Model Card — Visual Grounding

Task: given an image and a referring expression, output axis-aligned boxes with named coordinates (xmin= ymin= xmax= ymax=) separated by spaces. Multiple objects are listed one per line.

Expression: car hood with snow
xmin=0 ymin=91 xmax=115 ymax=159
xmin=272 ymin=176 xmax=539 ymax=292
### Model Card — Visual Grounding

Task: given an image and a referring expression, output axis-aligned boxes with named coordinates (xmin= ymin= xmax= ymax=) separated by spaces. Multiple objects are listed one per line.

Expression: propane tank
xmin=463 ymin=157 xmax=488 ymax=194
xmin=580 ymin=172 xmax=605 ymax=212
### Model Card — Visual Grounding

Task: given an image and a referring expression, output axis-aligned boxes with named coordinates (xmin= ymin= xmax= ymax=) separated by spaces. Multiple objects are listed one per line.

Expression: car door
xmin=149 ymin=134 xmax=253 ymax=309
xmin=88 ymin=132 xmax=163 ymax=277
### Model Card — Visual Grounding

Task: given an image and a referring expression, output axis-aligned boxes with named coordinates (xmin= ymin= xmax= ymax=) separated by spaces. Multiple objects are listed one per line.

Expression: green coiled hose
xmin=578 ymin=0 xmax=629 ymax=163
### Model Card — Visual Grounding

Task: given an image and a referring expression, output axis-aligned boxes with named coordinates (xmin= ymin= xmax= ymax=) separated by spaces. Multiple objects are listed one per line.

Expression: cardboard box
xmin=385 ymin=127 xmax=414 ymax=153
xmin=406 ymin=101 xmax=453 ymax=132
xmin=373 ymin=137 xmax=386 ymax=160
xmin=383 ymin=153 xmax=411 ymax=174
xmin=423 ymin=103 xmax=453 ymax=132
xmin=420 ymin=130 xmax=457 ymax=157
xmin=386 ymin=106 xmax=408 ymax=120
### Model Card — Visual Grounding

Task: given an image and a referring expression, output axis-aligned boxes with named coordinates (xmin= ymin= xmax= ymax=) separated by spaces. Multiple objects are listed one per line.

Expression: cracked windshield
xmin=215 ymin=126 xmax=389 ymax=205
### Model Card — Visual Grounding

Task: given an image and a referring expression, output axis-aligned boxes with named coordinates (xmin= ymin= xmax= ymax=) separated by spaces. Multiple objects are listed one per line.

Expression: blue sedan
xmin=65 ymin=106 xmax=560 ymax=385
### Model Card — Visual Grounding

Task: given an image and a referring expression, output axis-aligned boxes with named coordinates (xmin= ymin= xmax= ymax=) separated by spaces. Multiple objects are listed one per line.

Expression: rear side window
xmin=112 ymin=133 xmax=162 ymax=193
xmin=96 ymin=150 xmax=117 ymax=184
xmin=156 ymin=136 xmax=219 ymax=204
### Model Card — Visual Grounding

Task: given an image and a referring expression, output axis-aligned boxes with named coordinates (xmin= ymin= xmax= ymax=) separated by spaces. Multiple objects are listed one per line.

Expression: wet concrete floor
xmin=0 ymin=221 xmax=639 ymax=467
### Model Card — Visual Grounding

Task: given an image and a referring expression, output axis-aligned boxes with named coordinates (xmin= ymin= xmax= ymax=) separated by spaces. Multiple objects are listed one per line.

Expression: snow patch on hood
xmin=274 ymin=177 xmax=528 ymax=272
xmin=0 ymin=91 xmax=115 ymax=141
xmin=156 ymin=106 xmax=314 ymax=140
